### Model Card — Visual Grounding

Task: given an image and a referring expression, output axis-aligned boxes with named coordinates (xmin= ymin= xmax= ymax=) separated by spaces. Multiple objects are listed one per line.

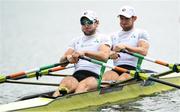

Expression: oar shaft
xmin=0 ymin=61 xmax=71 ymax=83
xmin=114 ymin=66 xmax=129 ymax=73
xmin=154 ymin=70 xmax=174 ymax=77
xmin=46 ymin=74 xmax=71 ymax=77
xmin=79 ymin=56 xmax=129 ymax=73
xmin=120 ymin=49 xmax=169 ymax=67
xmin=49 ymin=65 xmax=74 ymax=72
xmin=148 ymin=77 xmax=180 ymax=89
xmin=9 ymin=65 xmax=74 ymax=80
xmin=6 ymin=72 xmax=26 ymax=79
xmin=5 ymin=79 xmax=59 ymax=86
xmin=6 ymin=61 xmax=69 ymax=79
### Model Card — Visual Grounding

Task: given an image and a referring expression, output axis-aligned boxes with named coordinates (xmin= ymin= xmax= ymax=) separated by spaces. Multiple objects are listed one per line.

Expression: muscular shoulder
xmin=134 ymin=28 xmax=150 ymax=41
xmin=67 ymin=36 xmax=83 ymax=49
xmin=108 ymin=31 xmax=119 ymax=39
xmin=134 ymin=28 xmax=148 ymax=34
xmin=70 ymin=35 xmax=83 ymax=43
xmin=110 ymin=31 xmax=121 ymax=43
xmin=110 ymin=31 xmax=119 ymax=37
xmin=96 ymin=33 xmax=112 ymax=47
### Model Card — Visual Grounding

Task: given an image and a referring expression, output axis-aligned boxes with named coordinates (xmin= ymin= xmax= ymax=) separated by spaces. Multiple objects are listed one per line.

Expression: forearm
xmin=125 ymin=46 xmax=148 ymax=56
xmin=123 ymin=40 xmax=149 ymax=56
xmin=84 ymin=51 xmax=109 ymax=62
xmin=59 ymin=48 xmax=74 ymax=65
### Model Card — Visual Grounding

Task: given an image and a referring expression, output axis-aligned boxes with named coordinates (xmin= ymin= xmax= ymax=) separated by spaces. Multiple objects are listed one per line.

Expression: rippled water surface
xmin=97 ymin=90 xmax=180 ymax=112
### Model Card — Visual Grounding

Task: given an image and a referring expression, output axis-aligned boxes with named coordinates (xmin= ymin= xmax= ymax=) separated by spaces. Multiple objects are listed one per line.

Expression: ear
xmin=95 ymin=20 xmax=99 ymax=25
xmin=133 ymin=16 xmax=137 ymax=22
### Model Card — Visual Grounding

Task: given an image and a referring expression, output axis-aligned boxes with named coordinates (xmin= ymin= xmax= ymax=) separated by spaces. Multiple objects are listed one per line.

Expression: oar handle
xmin=120 ymin=49 xmax=132 ymax=55
xmin=79 ymin=56 xmax=91 ymax=62
xmin=52 ymin=61 xmax=69 ymax=68
xmin=120 ymin=49 xmax=145 ymax=59
xmin=79 ymin=56 xmax=103 ymax=66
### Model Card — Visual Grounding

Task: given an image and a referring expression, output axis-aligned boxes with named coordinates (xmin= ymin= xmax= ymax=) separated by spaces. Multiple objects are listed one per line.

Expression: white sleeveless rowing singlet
xmin=68 ymin=33 xmax=111 ymax=75
xmin=111 ymin=28 xmax=150 ymax=67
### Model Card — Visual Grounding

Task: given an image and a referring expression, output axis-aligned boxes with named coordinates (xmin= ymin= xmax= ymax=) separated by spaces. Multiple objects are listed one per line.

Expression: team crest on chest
xmin=81 ymin=44 xmax=84 ymax=47
xmin=131 ymin=34 xmax=136 ymax=38
xmin=93 ymin=38 xmax=100 ymax=43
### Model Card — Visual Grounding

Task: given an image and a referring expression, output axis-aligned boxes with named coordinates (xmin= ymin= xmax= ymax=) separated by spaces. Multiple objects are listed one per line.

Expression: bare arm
xmin=59 ymin=48 xmax=74 ymax=66
xmin=72 ymin=44 xmax=111 ymax=62
xmin=84 ymin=44 xmax=111 ymax=62
xmin=126 ymin=40 xmax=149 ymax=56
xmin=113 ymin=40 xmax=149 ymax=56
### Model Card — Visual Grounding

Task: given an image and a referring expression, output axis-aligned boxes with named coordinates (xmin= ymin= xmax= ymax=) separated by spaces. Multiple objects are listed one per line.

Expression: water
xmin=0 ymin=0 xmax=180 ymax=111
xmin=0 ymin=77 xmax=64 ymax=104
xmin=98 ymin=90 xmax=180 ymax=112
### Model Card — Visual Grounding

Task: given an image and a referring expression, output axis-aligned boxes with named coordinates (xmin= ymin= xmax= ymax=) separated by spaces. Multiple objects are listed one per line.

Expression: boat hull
xmin=1 ymin=74 xmax=180 ymax=112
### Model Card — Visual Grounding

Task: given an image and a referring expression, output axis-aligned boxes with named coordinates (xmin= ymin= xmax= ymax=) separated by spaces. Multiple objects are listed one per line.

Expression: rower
xmin=102 ymin=6 xmax=150 ymax=82
xmin=52 ymin=10 xmax=111 ymax=97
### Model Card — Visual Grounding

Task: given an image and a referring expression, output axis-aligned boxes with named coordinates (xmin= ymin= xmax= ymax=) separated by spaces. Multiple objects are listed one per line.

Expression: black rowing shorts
xmin=112 ymin=65 xmax=136 ymax=76
xmin=73 ymin=70 xmax=99 ymax=82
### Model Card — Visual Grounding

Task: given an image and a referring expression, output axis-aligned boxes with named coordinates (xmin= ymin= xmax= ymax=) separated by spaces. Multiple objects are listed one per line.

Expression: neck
xmin=85 ymin=33 xmax=96 ymax=38
xmin=84 ymin=31 xmax=97 ymax=37
xmin=122 ymin=26 xmax=134 ymax=31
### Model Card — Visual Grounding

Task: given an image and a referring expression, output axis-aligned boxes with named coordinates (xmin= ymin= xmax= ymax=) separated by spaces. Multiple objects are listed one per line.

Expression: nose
xmin=120 ymin=19 xmax=126 ymax=25
xmin=84 ymin=24 xmax=88 ymax=27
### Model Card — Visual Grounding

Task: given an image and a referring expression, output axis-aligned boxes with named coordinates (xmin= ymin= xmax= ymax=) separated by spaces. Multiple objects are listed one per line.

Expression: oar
xmin=154 ymin=70 xmax=174 ymax=77
xmin=0 ymin=61 xmax=69 ymax=83
xmin=79 ymin=56 xmax=180 ymax=89
xmin=46 ymin=73 xmax=72 ymax=77
xmin=101 ymin=70 xmax=174 ymax=86
xmin=5 ymin=79 xmax=59 ymax=86
xmin=101 ymin=78 xmax=135 ymax=85
xmin=13 ymin=65 xmax=74 ymax=80
xmin=120 ymin=49 xmax=180 ymax=73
